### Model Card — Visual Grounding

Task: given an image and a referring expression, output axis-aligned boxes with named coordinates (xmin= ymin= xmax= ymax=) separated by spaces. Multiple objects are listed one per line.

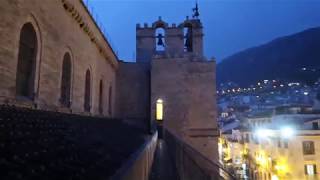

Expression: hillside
xmin=217 ymin=27 xmax=320 ymax=87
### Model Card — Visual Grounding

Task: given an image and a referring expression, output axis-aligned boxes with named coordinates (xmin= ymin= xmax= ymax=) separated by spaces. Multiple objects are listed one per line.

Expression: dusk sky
xmin=87 ymin=0 xmax=320 ymax=63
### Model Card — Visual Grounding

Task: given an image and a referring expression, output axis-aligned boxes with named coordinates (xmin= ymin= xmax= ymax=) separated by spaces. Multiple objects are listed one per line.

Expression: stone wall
xmin=0 ymin=0 xmax=118 ymax=116
xmin=151 ymin=57 xmax=218 ymax=161
xmin=115 ymin=61 xmax=150 ymax=128
xmin=112 ymin=132 xmax=158 ymax=180
xmin=136 ymin=26 xmax=155 ymax=63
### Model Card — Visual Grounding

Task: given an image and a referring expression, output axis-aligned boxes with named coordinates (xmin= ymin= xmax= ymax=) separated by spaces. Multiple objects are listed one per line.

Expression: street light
xmin=281 ymin=127 xmax=294 ymax=138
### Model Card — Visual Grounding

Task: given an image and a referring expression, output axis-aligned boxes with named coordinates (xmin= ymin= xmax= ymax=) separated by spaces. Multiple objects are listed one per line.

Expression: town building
xmin=220 ymin=108 xmax=320 ymax=180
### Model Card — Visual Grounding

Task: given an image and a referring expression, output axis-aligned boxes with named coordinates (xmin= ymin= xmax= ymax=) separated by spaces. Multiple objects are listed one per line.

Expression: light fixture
xmin=281 ymin=127 xmax=294 ymax=138
xmin=256 ymin=128 xmax=272 ymax=138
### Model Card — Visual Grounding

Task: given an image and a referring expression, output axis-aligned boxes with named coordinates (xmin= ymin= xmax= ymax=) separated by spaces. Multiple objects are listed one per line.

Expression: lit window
xmin=156 ymin=99 xmax=163 ymax=121
xmin=305 ymin=164 xmax=316 ymax=175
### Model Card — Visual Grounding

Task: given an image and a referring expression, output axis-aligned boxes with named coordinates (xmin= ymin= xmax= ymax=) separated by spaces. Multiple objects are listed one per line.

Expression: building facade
xmin=0 ymin=0 xmax=118 ymax=116
xmin=0 ymin=0 xmax=219 ymax=177
xmin=220 ymin=113 xmax=320 ymax=180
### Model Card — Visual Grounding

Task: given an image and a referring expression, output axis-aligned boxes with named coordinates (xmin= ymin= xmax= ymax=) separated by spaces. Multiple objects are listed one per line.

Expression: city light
xmin=280 ymin=127 xmax=294 ymax=138
xmin=256 ymin=128 xmax=272 ymax=138
xmin=274 ymin=158 xmax=289 ymax=176
xmin=303 ymin=92 xmax=309 ymax=96
xmin=271 ymin=175 xmax=279 ymax=180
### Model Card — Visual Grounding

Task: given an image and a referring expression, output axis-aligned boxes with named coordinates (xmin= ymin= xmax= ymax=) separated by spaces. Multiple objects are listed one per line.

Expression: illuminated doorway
xmin=156 ymin=99 xmax=163 ymax=121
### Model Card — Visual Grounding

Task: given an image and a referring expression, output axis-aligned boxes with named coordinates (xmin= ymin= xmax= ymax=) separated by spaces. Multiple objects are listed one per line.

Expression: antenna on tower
xmin=192 ymin=1 xmax=200 ymax=19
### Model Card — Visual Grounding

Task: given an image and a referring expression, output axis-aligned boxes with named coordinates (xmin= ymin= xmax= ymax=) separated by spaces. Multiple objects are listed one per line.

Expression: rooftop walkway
xmin=149 ymin=139 xmax=179 ymax=180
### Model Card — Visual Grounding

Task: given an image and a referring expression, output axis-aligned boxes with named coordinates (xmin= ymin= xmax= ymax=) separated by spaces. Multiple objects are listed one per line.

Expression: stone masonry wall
xmin=151 ymin=57 xmax=218 ymax=161
xmin=0 ymin=0 xmax=118 ymax=116
xmin=115 ymin=61 xmax=150 ymax=128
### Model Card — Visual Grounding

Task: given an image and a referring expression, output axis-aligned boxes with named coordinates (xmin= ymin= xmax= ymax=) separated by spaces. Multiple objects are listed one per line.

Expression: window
xmin=312 ymin=122 xmax=319 ymax=130
xmin=16 ymin=23 xmax=38 ymax=99
xmin=98 ymin=80 xmax=103 ymax=114
xmin=284 ymin=140 xmax=289 ymax=148
xmin=156 ymin=99 xmax=163 ymax=121
xmin=60 ymin=53 xmax=72 ymax=107
xmin=84 ymin=69 xmax=91 ymax=112
xmin=277 ymin=139 xmax=281 ymax=148
xmin=245 ymin=134 xmax=250 ymax=143
xmin=303 ymin=141 xmax=315 ymax=155
xmin=305 ymin=164 xmax=317 ymax=175
xmin=108 ymin=85 xmax=112 ymax=115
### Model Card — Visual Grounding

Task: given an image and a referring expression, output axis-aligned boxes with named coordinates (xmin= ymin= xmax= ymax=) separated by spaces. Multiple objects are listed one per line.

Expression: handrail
xmin=164 ymin=129 xmax=236 ymax=180
xmin=111 ymin=131 xmax=158 ymax=180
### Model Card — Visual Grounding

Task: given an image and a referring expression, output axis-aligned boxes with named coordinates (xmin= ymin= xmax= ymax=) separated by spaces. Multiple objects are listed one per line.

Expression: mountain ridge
xmin=217 ymin=27 xmax=320 ymax=87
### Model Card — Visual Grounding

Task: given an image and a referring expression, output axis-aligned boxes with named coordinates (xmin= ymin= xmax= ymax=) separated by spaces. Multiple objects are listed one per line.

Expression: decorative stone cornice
xmin=59 ymin=0 xmax=118 ymax=69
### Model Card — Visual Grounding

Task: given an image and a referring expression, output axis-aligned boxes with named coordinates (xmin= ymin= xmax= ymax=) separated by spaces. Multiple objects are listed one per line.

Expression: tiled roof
xmin=0 ymin=105 xmax=146 ymax=180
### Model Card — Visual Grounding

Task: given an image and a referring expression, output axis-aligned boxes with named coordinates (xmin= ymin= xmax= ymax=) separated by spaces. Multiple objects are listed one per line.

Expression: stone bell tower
xmin=136 ymin=14 xmax=204 ymax=64
xmin=148 ymin=7 xmax=219 ymax=162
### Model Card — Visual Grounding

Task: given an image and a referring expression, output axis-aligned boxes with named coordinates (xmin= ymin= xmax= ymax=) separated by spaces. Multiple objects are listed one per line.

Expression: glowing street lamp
xmin=256 ymin=128 xmax=272 ymax=138
xmin=281 ymin=127 xmax=294 ymax=138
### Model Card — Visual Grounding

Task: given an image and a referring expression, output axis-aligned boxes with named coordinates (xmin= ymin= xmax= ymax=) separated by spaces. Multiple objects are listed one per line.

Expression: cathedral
xmin=0 ymin=0 xmax=223 ymax=179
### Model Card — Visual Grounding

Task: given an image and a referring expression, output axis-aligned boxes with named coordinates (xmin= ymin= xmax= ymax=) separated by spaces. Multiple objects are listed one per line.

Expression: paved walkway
xmin=149 ymin=140 xmax=179 ymax=180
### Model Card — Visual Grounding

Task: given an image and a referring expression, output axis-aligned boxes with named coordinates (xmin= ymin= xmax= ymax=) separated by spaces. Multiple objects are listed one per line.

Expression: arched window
xmin=156 ymin=99 xmax=163 ymax=121
xmin=183 ymin=24 xmax=193 ymax=52
xmin=155 ymin=28 xmax=165 ymax=51
xmin=84 ymin=69 xmax=91 ymax=112
xmin=98 ymin=79 xmax=103 ymax=114
xmin=16 ymin=23 xmax=38 ymax=99
xmin=108 ymin=85 xmax=112 ymax=115
xmin=60 ymin=53 xmax=72 ymax=107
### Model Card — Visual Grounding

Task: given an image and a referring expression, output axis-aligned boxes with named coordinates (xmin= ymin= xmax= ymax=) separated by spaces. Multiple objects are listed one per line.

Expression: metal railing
xmin=81 ymin=0 xmax=119 ymax=57
xmin=164 ymin=129 xmax=236 ymax=180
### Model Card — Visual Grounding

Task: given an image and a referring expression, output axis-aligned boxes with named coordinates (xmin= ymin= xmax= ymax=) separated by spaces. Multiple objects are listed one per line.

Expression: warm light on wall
xmin=271 ymin=175 xmax=279 ymax=180
xmin=255 ymin=151 xmax=268 ymax=168
xmin=274 ymin=158 xmax=289 ymax=176
xmin=156 ymin=99 xmax=163 ymax=121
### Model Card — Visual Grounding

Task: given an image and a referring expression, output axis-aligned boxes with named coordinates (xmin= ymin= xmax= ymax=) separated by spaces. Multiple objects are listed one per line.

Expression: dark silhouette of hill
xmin=217 ymin=27 xmax=320 ymax=87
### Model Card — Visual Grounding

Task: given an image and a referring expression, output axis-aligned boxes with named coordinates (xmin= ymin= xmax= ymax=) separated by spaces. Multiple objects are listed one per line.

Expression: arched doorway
xmin=156 ymin=98 xmax=164 ymax=138
xmin=156 ymin=99 xmax=163 ymax=121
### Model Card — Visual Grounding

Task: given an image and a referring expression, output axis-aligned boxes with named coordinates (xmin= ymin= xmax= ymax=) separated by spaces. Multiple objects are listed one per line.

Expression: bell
xmin=184 ymin=29 xmax=192 ymax=51
xmin=157 ymin=33 xmax=164 ymax=46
